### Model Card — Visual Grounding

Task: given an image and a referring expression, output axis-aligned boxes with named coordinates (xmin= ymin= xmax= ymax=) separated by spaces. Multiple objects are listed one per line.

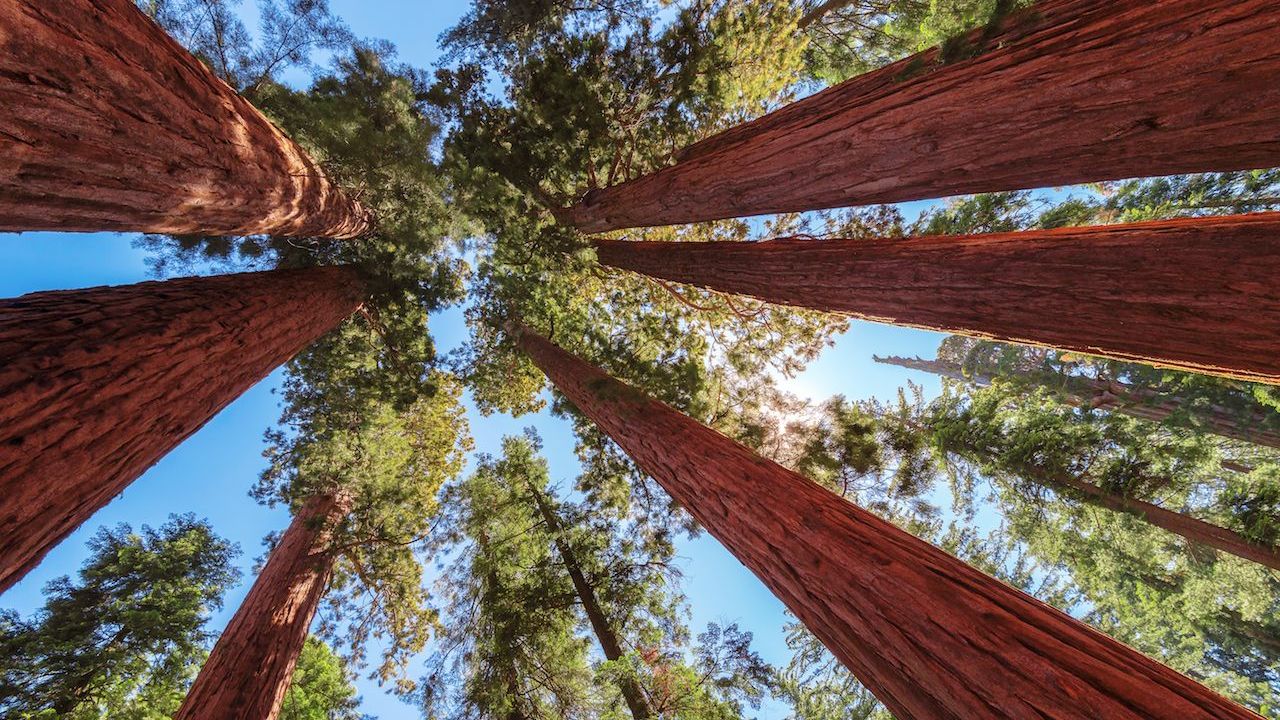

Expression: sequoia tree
xmin=564 ymin=0 xmax=1280 ymax=231
xmin=513 ymin=325 xmax=1260 ymax=719
xmin=593 ymin=212 xmax=1280 ymax=384
xmin=176 ymin=493 xmax=351 ymax=720
xmin=180 ymin=329 xmax=469 ymax=719
xmin=0 ymin=266 xmax=365 ymax=592
xmin=0 ymin=0 xmax=367 ymax=236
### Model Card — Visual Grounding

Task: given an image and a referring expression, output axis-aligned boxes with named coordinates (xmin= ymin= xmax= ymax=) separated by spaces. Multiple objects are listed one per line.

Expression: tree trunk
xmin=0 ymin=267 xmax=365 ymax=592
xmin=875 ymin=354 xmax=1280 ymax=450
xmin=177 ymin=493 xmax=349 ymax=720
xmin=527 ymin=483 xmax=653 ymax=720
xmin=513 ymin=326 xmax=1260 ymax=720
xmin=0 ymin=0 xmax=368 ymax=237
xmin=565 ymin=0 xmax=1280 ymax=232
xmin=593 ymin=213 xmax=1280 ymax=384
xmin=1018 ymin=464 xmax=1280 ymax=572
xmin=797 ymin=0 xmax=861 ymax=29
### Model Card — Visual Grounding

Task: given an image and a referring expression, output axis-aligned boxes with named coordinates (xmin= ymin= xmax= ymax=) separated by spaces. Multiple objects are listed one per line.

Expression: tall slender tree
xmin=425 ymin=442 xmax=593 ymax=720
xmin=0 ymin=0 xmax=367 ymax=236
xmin=924 ymin=383 xmax=1280 ymax=570
xmin=526 ymin=478 xmax=655 ymax=719
xmin=565 ymin=0 xmax=1280 ymax=231
xmin=876 ymin=349 xmax=1280 ymax=451
xmin=512 ymin=324 xmax=1261 ymax=720
xmin=0 ymin=266 xmax=365 ymax=593
xmin=427 ymin=434 xmax=772 ymax=720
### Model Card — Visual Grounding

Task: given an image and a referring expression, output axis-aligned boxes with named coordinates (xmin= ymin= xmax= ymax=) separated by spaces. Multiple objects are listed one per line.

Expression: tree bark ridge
xmin=0 ymin=0 xmax=369 ymax=237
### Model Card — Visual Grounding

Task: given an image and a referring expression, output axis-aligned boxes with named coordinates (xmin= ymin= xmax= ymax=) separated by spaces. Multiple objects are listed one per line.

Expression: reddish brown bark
xmin=0 ymin=0 xmax=368 ymax=237
xmin=514 ymin=327 xmax=1260 ymax=720
xmin=593 ymin=213 xmax=1280 ymax=384
xmin=0 ymin=267 xmax=365 ymax=592
xmin=565 ymin=0 xmax=1280 ymax=232
xmin=177 ymin=493 xmax=350 ymax=720
xmin=876 ymin=354 xmax=1280 ymax=450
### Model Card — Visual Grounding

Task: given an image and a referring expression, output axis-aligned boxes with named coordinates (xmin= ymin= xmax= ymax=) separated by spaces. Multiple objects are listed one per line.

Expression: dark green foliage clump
xmin=0 ymin=516 xmax=240 ymax=719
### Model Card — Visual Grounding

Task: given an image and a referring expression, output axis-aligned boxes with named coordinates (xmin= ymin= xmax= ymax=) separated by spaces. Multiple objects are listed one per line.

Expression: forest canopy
xmin=2 ymin=0 xmax=1278 ymax=719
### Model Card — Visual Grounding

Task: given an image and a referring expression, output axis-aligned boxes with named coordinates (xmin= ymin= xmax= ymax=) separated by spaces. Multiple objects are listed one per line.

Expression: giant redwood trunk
xmin=513 ymin=326 xmax=1260 ymax=720
xmin=0 ymin=267 xmax=364 ymax=592
xmin=564 ymin=0 xmax=1280 ymax=232
xmin=528 ymin=484 xmax=653 ymax=720
xmin=0 ymin=0 xmax=368 ymax=237
xmin=594 ymin=213 xmax=1280 ymax=384
xmin=177 ymin=493 xmax=349 ymax=720
xmin=876 ymin=354 xmax=1280 ymax=451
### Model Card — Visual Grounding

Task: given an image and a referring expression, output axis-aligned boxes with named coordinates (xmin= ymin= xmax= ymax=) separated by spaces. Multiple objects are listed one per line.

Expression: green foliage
xmin=426 ymin=435 xmax=773 ymax=719
xmin=922 ymin=381 xmax=1280 ymax=709
xmin=0 ymin=516 xmax=240 ymax=719
xmin=437 ymin=0 xmax=807 ymax=203
xmin=256 ymin=354 xmax=471 ymax=693
xmin=280 ymin=637 xmax=368 ymax=720
xmin=798 ymin=0 xmax=1033 ymax=84
xmin=425 ymin=435 xmax=593 ymax=719
xmin=139 ymin=0 xmax=352 ymax=95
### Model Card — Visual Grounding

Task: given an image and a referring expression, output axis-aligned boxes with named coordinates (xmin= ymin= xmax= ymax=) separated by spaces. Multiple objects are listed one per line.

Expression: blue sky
xmin=0 ymin=3 xmax=951 ymax=717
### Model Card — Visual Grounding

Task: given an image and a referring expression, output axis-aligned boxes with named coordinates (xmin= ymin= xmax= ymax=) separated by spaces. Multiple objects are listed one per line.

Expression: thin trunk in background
xmin=527 ymin=483 xmax=654 ymax=719
xmin=875 ymin=354 xmax=1280 ymax=450
xmin=593 ymin=214 xmax=1280 ymax=384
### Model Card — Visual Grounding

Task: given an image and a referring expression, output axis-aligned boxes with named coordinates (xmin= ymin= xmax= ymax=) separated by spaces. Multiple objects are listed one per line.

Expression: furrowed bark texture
xmin=876 ymin=355 xmax=1280 ymax=451
xmin=0 ymin=0 xmax=368 ymax=237
xmin=0 ymin=267 xmax=365 ymax=592
xmin=515 ymin=327 xmax=1260 ymax=720
xmin=594 ymin=213 xmax=1280 ymax=384
xmin=565 ymin=0 xmax=1280 ymax=232
xmin=177 ymin=493 xmax=349 ymax=720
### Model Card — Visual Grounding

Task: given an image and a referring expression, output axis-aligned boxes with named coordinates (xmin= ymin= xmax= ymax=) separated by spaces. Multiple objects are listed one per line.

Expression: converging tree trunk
xmin=593 ymin=213 xmax=1280 ymax=384
xmin=875 ymin=354 xmax=1280 ymax=450
xmin=0 ymin=0 xmax=368 ymax=237
xmin=565 ymin=0 xmax=1280 ymax=232
xmin=0 ymin=267 xmax=365 ymax=592
xmin=177 ymin=493 xmax=349 ymax=720
xmin=1013 ymin=463 xmax=1280 ymax=571
xmin=513 ymin=326 xmax=1260 ymax=720
xmin=527 ymin=483 xmax=653 ymax=720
